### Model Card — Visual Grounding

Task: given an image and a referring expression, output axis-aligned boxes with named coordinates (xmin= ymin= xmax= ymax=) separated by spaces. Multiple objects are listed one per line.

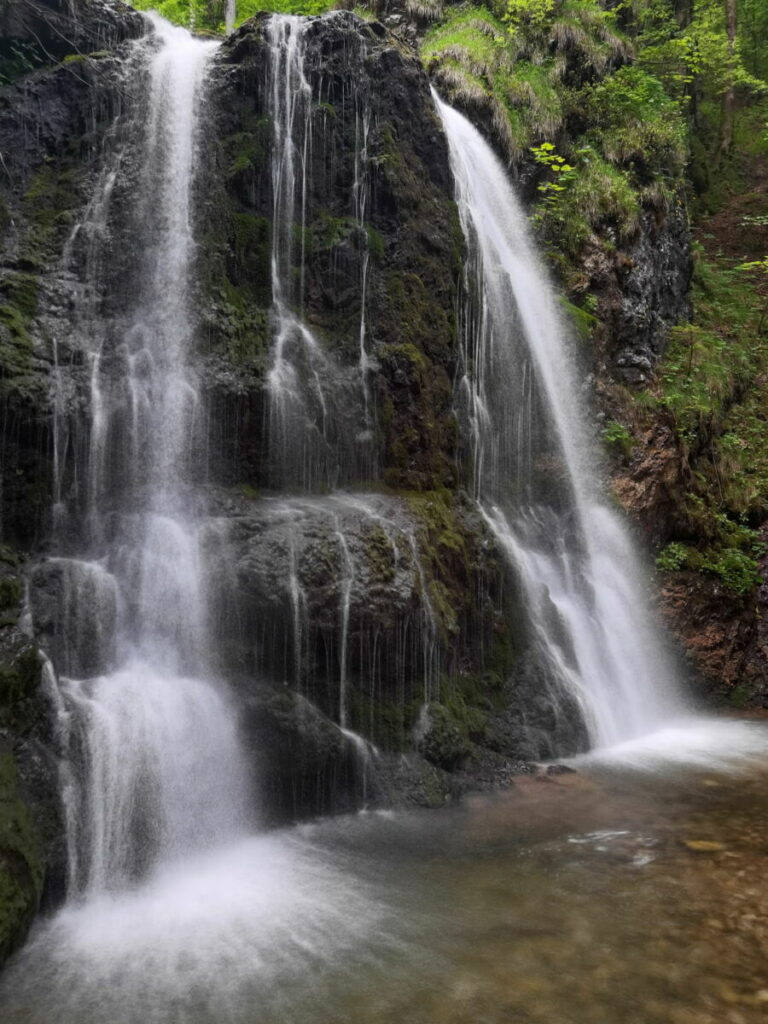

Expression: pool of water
xmin=2 ymin=716 xmax=768 ymax=1024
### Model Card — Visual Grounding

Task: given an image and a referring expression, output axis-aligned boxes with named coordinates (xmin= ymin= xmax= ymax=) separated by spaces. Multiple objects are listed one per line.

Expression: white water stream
xmin=226 ymin=0 xmax=237 ymax=34
xmin=2 ymin=13 xmax=768 ymax=1024
xmin=435 ymin=95 xmax=686 ymax=751
xmin=49 ymin=16 xmax=250 ymax=896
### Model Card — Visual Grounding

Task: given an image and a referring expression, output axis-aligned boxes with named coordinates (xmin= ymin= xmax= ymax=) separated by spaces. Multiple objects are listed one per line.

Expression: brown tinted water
xmin=2 ymin=720 xmax=768 ymax=1024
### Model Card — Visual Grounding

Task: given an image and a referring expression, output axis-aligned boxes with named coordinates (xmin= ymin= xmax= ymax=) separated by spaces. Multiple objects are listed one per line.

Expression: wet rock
xmin=201 ymin=11 xmax=462 ymax=492
xmin=682 ymin=840 xmax=727 ymax=852
xmin=483 ymin=653 xmax=590 ymax=762
xmin=611 ymin=418 xmax=691 ymax=548
xmin=418 ymin=701 xmax=471 ymax=771
xmin=366 ymin=752 xmax=457 ymax=809
xmin=29 ymin=558 xmax=118 ymax=678
xmin=613 ymin=202 xmax=692 ymax=384
xmin=241 ymin=686 xmax=365 ymax=824
xmin=0 ymin=0 xmax=145 ymax=84
xmin=0 ymin=748 xmax=43 ymax=964
xmin=0 ymin=620 xmax=64 ymax=968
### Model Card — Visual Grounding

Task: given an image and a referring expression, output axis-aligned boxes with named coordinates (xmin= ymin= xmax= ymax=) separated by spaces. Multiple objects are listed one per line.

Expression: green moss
xmin=383 ymin=272 xmax=456 ymax=357
xmin=403 ymin=490 xmax=470 ymax=640
xmin=62 ymin=51 xmax=109 ymax=65
xmin=0 ymin=647 xmax=41 ymax=720
xmin=0 ymin=752 xmax=43 ymax=963
xmin=363 ymin=523 xmax=396 ymax=585
xmin=600 ymin=418 xmax=634 ymax=460
xmin=365 ymin=224 xmax=385 ymax=260
xmin=0 ymin=305 xmax=38 ymax=398
xmin=3 ymin=274 xmax=39 ymax=322
xmin=238 ymin=483 xmax=260 ymax=500
xmin=0 ymin=548 xmax=21 ymax=571
xmin=231 ymin=212 xmax=271 ymax=290
xmin=210 ymin=278 xmax=270 ymax=365
xmin=419 ymin=701 xmax=471 ymax=769
xmin=312 ymin=213 xmax=357 ymax=251
xmin=223 ymin=122 xmax=269 ymax=178
xmin=560 ymin=296 xmax=597 ymax=340
xmin=0 ymin=578 xmax=21 ymax=615
xmin=345 ymin=687 xmax=417 ymax=753
xmin=20 ymin=163 xmax=78 ymax=269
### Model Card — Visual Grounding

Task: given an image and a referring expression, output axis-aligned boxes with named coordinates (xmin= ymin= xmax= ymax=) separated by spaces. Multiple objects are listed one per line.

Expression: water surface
xmin=3 ymin=718 xmax=768 ymax=1024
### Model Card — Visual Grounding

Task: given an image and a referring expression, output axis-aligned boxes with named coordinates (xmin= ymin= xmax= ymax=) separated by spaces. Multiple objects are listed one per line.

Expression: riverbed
xmin=2 ymin=717 xmax=767 ymax=1024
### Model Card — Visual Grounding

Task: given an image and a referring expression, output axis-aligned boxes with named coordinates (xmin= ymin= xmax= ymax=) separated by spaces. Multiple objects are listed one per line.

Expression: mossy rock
xmin=0 ymin=630 xmax=43 ymax=735
xmin=418 ymin=701 xmax=471 ymax=770
xmin=0 ymin=751 xmax=43 ymax=964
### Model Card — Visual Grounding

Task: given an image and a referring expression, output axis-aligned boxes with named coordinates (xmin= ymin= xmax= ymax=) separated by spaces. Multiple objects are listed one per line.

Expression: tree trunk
xmin=716 ymin=0 xmax=738 ymax=164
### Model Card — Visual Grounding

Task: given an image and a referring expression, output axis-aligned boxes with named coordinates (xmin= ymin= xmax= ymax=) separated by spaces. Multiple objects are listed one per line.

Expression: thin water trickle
xmin=265 ymin=14 xmax=377 ymax=489
xmin=225 ymin=0 xmax=237 ymax=34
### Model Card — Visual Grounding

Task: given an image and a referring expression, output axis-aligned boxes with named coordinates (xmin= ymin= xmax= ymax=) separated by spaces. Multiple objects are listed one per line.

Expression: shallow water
xmin=3 ymin=717 xmax=768 ymax=1024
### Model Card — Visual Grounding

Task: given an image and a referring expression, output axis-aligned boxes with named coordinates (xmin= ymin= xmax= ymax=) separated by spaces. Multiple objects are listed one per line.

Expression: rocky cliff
xmin=1 ymin=0 xmax=764 ymax=971
xmin=0 ymin=1 xmax=557 ymax=961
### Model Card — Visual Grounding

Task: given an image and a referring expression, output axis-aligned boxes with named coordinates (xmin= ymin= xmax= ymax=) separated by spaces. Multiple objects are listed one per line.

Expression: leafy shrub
xmin=583 ymin=65 xmax=687 ymax=177
xmin=700 ymin=548 xmax=762 ymax=596
xmin=600 ymin=418 xmax=634 ymax=459
xmin=655 ymin=542 xmax=687 ymax=572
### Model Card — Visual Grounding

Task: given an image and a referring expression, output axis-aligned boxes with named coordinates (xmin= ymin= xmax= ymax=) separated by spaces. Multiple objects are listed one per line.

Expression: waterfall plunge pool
xmin=1 ymin=715 xmax=767 ymax=1024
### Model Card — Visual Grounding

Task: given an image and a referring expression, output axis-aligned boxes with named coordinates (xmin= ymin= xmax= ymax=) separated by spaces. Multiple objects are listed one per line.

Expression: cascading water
xmin=265 ymin=14 xmax=377 ymax=490
xmin=225 ymin=0 xmax=237 ymax=34
xmin=46 ymin=15 xmax=249 ymax=896
xmin=4 ymin=12 xmax=768 ymax=1024
xmin=435 ymin=95 xmax=682 ymax=751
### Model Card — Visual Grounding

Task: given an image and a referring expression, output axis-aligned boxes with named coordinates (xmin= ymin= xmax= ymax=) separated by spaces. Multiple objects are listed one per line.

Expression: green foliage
xmin=655 ymin=516 xmax=762 ymax=595
xmin=736 ymin=256 xmax=768 ymax=274
xmin=582 ymin=65 xmax=687 ymax=176
xmin=535 ymin=145 xmax=640 ymax=257
xmin=600 ymin=418 xmax=633 ymax=458
xmin=129 ymin=0 xmax=334 ymax=32
xmin=641 ymin=243 xmax=768 ymax=598
xmin=422 ymin=8 xmax=564 ymax=157
xmin=655 ymin=541 xmax=687 ymax=571
xmin=636 ymin=0 xmax=765 ymax=95
xmin=700 ymin=546 xmax=762 ymax=595
xmin=504 ymin=0 xmax=556 ymax=31
xmin=653 ymin=252 xmax=758 ymax=446
xmin=530 ymin=141 xmax=576 ymax=199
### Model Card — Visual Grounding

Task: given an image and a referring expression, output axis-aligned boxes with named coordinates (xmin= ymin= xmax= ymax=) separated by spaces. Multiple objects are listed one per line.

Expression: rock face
xmin=0 ymin=6 xmax=574 ymax=965
xmin=0 ymin=1 xmax=149 ymax=964
xmin=608 ymin=202 xmax=693 ymax=386
xmin=0 ymin=0 xmax=144 ymax=84
xmin=0 ymin=551 xmax=64 ymax=963
xmin=0 ymin=0 xmax=722 ymax=971
xmin=201 ymin=11 xmax=463 ymax=492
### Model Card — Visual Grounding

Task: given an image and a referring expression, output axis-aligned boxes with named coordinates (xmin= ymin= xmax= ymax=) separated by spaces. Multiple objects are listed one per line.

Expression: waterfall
xmin=265 ymin=14 xmax=377 ymax=490
xmin=435 ymin=95 xmax=682 ymax=750
xmin=46 ymin=16 xmax=249 ymax=896
xmin=225 ymin=0 xmax=236 ymax=34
